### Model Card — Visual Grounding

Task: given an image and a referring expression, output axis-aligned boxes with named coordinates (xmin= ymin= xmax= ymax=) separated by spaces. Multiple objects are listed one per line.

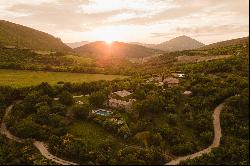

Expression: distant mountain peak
xmin=66 ymin=41 xmax=89 ymax=49
xmin=176 ymin=35 xmax=189 ymax=38
xmin=152 ymin=35 xmax=205 ymax=52
xmin=128 ymin=35 xmax=205 ymax=52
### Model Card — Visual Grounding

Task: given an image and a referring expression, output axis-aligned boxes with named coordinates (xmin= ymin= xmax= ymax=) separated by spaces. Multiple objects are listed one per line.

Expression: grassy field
xmin=68 ymin=121 xmax=122 ymax=150
xmin=0 ymin=69 xmax=128 ymax=87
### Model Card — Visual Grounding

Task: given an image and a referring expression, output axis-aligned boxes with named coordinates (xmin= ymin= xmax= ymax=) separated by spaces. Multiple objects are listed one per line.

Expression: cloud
xmin=151 ymin=25 xmax=249 ymax=38
xmin=0 ymin=0 xmax=248 ymax=44
xmin=176 ymin=25 xmax=249 ymax=35
xmin=6 ymin=0 xmax=142 ymax=31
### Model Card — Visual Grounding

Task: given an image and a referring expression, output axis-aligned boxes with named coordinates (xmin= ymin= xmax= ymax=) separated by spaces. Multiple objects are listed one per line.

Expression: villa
xmin=109 ymin=90 xmax=136 ymax=110
xmin=109 ymin=98 xmax=136 ymax=110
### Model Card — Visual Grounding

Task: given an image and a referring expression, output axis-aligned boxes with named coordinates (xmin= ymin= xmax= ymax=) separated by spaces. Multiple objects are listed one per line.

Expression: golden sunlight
xmin=105 ymin=40 xmax=113 ymax=44
xmin=92 ymin=26 xmax=127 ymax=43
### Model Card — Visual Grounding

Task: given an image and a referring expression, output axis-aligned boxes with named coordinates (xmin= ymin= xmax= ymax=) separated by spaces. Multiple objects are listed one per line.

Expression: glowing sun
xmin=92 ymin=26 xmax=127 ymax=44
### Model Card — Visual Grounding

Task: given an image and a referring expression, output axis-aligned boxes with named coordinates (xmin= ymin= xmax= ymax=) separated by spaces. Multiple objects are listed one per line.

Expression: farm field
xmin=0 ymin=69 xmax=128 ymax=87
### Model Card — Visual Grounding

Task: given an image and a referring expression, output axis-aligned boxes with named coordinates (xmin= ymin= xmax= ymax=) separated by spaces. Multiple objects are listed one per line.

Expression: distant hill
xmin=153 ymin=35 xmax=205 ymax=52
xmin=132 ymin=35 xmax=205 ymax=52
xmin=66 ymin=41 xmax=90 ymax=49
xmin=0 ymin=20 xmax=72 ymax=52
xmin=199 ymin=36 xmax=249 ymax=50
xmin=130 ymin=42 xmax=156 ymax=48
xmin=74 ymin=41 xmax=163 ymax=59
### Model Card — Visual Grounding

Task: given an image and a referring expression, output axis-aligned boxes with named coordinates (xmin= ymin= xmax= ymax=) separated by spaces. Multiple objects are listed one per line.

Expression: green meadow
xmin=0 ymin=69 xmax=128 ymax=87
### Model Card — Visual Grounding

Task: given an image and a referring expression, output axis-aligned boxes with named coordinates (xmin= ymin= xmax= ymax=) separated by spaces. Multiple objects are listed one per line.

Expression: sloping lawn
xmin=68 ymin=120 xmax=123 ymax=150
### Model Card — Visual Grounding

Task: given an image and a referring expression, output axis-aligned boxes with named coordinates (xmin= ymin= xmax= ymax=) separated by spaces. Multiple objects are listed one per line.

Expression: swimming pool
xmin=92 ymin=109 xmax=112 ymax=116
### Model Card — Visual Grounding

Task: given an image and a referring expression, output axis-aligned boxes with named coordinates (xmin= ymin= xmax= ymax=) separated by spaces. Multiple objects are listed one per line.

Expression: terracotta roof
xmin=114 ymin=90 xmax=132 ymax=97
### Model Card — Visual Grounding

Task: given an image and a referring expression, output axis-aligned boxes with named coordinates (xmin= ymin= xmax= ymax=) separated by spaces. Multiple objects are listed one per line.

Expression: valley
xmin=0 ymin=18 xmax=248 ymax=165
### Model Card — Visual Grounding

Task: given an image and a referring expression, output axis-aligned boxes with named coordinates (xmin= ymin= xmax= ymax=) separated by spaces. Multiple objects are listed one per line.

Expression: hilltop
xmin=66 ymin=41 xmax=90 ymax=49
xmin=73 ymin=41 xmax=163 ymax=59
xmin=0 ymin=20 xmax=71 ymax=52
xmin=153 ymin=35 xmax=205 ymax=52
xmin=133 ymin=35 xmax=205 ymax=52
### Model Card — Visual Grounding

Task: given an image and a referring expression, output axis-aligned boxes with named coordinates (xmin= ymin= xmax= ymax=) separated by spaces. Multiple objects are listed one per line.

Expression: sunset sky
xmin=0 ymin=0 xmax=249 ymax=44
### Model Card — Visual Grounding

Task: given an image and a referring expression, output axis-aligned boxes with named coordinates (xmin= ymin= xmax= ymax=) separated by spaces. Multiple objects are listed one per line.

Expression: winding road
xmin=0 ymin=104 xmax=78 ymax=165
xmin=1 ymin=101 xmax=225 ymax=165
xmin=165 ymin=103 xmax=224 ymax=165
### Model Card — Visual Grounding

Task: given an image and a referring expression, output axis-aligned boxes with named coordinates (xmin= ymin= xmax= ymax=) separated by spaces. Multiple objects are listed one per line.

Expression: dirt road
xmin=0 ymin=104 xmax=78 ymax=165
xmin=166 ymin=103 xmax=224 ymax=165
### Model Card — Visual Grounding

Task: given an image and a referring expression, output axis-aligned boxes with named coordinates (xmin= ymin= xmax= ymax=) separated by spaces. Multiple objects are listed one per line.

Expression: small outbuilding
xmin=183 ymin=91 xmax=192 ymax=96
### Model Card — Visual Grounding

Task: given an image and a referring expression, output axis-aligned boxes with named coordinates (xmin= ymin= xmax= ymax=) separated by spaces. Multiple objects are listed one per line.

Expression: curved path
xmin=0 ymin=104 xmax=78 ymax=165
xmin=1 ymin=100 xmax=225 ymax=165
xmin=165 ymin=103 xmax=224 ymax=165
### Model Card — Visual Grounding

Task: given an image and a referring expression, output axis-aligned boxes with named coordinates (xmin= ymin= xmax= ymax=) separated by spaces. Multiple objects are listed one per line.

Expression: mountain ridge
xmin=199 ymin=36 xmax=249 ymax=50
xmin=0 ymin=20 xmax=72 ymax=52
xmin=73 ymin=41 xmax=164 ymax=59
xmin=66 ymin=41 xmax=90 ymax=49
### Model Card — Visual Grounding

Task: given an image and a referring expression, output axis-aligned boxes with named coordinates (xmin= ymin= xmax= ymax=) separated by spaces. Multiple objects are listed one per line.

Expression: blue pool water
xmin=96 ymin=110 xmax=110 ymax=116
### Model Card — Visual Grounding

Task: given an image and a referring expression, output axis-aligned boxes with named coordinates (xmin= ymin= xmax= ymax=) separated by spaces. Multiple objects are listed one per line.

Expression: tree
xmin=14 ymin=116 xmax=42 ymax=139
xmin=34 ymin=104 xmax=50 ymax=125
xmin=36 ymin=82 xmax=54 ymax=97
xmin=117 ymin=146 xmax=165 ymax=165
xmin=68 ymin=104 xmax=90 ymax=120
xmin=23 ymin=90 xmax=41 ymax=112
xmin=89 ymin=91 xmax=107 ymax=107
xmin=134 ymin=88 xmax=146 ymax=100
xmin=134 ymin=92 xmax=166 ymax=116
xmin=51 ymin=103 xmax=66 ymax=116
xmin=59 ymin=91 xmax=73 ymax=106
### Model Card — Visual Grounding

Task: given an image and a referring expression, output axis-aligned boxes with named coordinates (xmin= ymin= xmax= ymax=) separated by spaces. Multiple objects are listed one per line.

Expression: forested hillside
xmin=199 ymin=36 xmax=248 ymax=50
xmin=74 ymin=41 xmax=163 ymax=59
xmin=0 ymin=20 xmax=71 ymax=52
